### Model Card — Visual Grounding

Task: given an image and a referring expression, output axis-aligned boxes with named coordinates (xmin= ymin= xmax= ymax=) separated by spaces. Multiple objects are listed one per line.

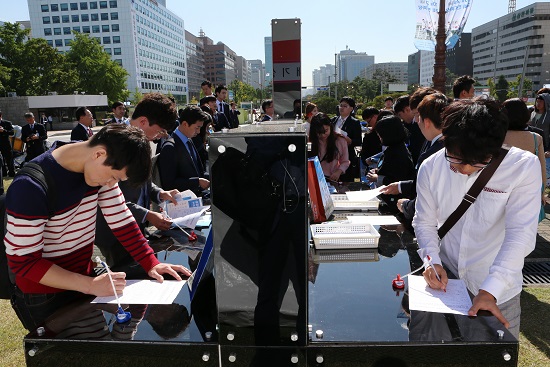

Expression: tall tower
xmin=508 ymin=0 xmax=516 ymax=13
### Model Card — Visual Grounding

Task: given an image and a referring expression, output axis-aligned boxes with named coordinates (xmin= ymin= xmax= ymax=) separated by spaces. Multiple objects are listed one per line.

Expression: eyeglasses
xmin=444 ymin=150 xmax=492 ymax=169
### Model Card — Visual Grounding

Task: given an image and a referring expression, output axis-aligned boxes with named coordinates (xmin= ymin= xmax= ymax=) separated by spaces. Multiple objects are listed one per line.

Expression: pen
xmin=425 ymin=255 xmax=446 ymax=292
xmin=95 ymin=256 xmax=132 ymax=323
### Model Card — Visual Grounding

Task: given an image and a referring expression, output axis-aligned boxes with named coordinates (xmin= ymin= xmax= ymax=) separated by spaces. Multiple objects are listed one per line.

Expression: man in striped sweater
xmin=5 ymin=124 xmax=191 ymax=330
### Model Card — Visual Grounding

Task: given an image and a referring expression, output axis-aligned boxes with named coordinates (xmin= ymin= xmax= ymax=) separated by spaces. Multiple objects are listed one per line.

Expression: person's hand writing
xmin=146 ymin=211 xmax=172 ymax=231
xmin=328 ymin=169 xmax=343 ymax=182
xmin=381 ymin=182 xmax=400 ymax=195
xmin=148 ymin=263 xmax=192 ymax=282
xmin=422 ymin=263 xmax=448 ymax=291
xmin=198 ymin=178 xmax=210 ymax=189
xmin=88 ymin=272 xmax=126 ymax=296
xmin=159 ymin=189 xmax=179 ymax=205
xmin=469 ymin=289 xmax=509 ymax=328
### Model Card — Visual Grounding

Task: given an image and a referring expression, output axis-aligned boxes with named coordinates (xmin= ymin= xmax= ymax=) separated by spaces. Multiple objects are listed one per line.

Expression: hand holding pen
xmin=423 ymin=255 xmax=448 ymax=292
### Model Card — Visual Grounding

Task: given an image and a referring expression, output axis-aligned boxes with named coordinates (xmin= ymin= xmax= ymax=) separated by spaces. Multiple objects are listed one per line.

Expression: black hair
xmin=89 ymin=124 xmax=152 ymax=187
xmin=362 ymin=107 xmax=379 ymax=120
xmin=131 ymin=93 xmax=178 ymax=131
xmin=410 ymin=87 xmax=438 ymax=110
xmin=201 ymin=80 xmax=212 ymax=88
xmin=215 ymin=84 xmax=227 ymax=95
xmin=417 ymin=93 xmax=452 ymax=130
xmin=452 ymin=75 xmax=476 ymax=99
xmin=309 ymin=112 xmax=339 ymax=163
xmin=501 ymin=98 xmax=530 ymax=131
xmin=384 ymin=97 xmax=394 ymax=103
xmin=111 ymin=101 xmax=124 ymax=110
xmin=339 ymin=96 xmax=356 ymax=108
xmin=262 ymin=99 xmax=273 ymax=113
xmin=442 ymin=97 xmax=508 ymax=163
xmin=199 ymin=95 xmax=216 ymax=105
xmin=75 ymin=106 xmax=88 ymax=121
xmin=375 ymin=115 xmax=408 ymax=146
xmin=393 ymin=95 xmax=410 ymax=114
xmin=179 ymin=105 xmax=210 ymax=126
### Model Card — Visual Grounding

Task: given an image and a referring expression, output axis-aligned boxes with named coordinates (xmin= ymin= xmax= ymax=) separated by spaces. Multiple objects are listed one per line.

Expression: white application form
xmin=91 ymin=280 xmax=186 ymax=305
xmin=408 ymin=275 xmax=472 ymax=315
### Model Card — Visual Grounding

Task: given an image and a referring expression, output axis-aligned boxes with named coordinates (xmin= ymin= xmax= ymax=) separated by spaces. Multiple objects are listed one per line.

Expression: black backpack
xmin=0 ymin=163 xmax=56 ymax=299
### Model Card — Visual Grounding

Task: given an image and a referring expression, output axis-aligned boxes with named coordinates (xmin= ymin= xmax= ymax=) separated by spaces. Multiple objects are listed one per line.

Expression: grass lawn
xmin=1 ymin=288 xmax=549 ymax=366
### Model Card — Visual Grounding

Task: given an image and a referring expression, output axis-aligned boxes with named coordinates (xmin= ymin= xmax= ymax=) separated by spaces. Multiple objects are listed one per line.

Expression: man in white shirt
xmin=413 ymin=97 xmax=540 ymax=339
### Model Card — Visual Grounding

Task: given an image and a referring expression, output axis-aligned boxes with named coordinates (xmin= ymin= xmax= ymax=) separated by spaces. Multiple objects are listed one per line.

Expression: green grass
xmin=1 ymin=289 xmax=549 ymax=366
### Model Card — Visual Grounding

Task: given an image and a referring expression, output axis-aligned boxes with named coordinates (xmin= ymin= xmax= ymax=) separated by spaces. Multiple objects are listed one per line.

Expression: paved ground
xmin=528 ymin=202 xmax=550 ymax=262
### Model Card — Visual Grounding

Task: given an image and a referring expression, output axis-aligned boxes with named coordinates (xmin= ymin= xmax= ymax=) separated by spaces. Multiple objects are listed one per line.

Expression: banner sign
xmin=414 ymin=0 xmax=473 ymax=51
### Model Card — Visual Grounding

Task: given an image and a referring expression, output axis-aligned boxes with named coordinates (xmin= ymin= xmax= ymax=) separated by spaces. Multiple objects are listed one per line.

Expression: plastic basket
xmin=311 ymin=248 xmax=379 ymax=263
xmin=310 ymin=223 xmax=380 ymax=249
xmin=330 ymin=194 xmax=380 ymax=211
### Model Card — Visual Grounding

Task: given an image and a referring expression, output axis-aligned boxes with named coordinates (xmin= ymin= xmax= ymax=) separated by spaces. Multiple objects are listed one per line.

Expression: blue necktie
xmin=187 ymin=140 xmax=200 ymax=174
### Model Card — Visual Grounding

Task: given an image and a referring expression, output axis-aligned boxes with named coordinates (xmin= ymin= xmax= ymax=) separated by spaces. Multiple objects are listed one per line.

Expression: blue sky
xmin=2 ymin=0 xmax=537 ymax=86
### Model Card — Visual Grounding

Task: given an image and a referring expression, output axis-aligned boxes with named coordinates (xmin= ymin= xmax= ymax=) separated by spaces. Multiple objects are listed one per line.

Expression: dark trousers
xmin=0 ymin=142 xmax=14 ymax=175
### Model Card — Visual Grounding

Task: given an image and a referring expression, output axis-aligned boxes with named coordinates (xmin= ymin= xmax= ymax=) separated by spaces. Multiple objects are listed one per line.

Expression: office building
xmin=185 ymin=30 xmax=205 ymax=102
xmin=312 ymin=64 xmax=336 ymax=87
xmin=446 ymin=33 xmax=473 ymax=78
xmin=264 ymin=36 xmax=273 ymax=85
xmin=199 ymin=31 xmax=237 ymax=87
xmin=419 ymin=50 xmax=436 ymax=87
xmin=338 ymin=49 xmax=374 ymax=81
xmin=236 ymin=55 xmax=250 ymax=86
xmin=472 ymin=2 xmax=550 ymax=91
xmin=248 ymin=59 xmax=264 ymax=90
xmin=361 ymin=62 xmax=408 ymax=84
xmin=28 ymin=0 xmax=188 ymax=102
xmin=408 ymin=51 xmax=421 ymax=86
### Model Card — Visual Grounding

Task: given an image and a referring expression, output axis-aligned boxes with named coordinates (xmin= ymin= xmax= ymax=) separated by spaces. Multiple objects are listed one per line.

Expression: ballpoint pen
xmin=425 ymin=255 xmax=446 ymax=292
xmin=95 ymin=256 xmax=132 ymax=323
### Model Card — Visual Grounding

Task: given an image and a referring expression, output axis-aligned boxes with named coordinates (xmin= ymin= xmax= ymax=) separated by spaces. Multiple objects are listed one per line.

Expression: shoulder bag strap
xmin=437 ymin=147 xmax=509 ymax=240
xmin=532 ymin=132 xmax=539 ymax=156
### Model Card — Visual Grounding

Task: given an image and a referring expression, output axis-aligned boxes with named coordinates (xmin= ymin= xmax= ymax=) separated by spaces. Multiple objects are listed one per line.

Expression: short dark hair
xmin=339 ymin=96 xmax=356 ymax=108
xmin=417 ymin=93 xmax=452 ymax=130
xmin=199 ymin=95 xmax=216 ymax=105
xmin=201 ymin=80 xmax=212 ymax=88
xmin=375 ymin=115 xmax=408 ymax=146
xmin=215 ymin=84 xmax=227 ymax=95
xmin=131 ymin=93 xmax=177 ymax=131
xmin=179 ymin=105 xmax=210 ymax=126
xmin=452 ymin=75 xmax=476 ymax=99
xmin=376 ymin=110 xmax=394 ymax=122
xmin=501 ymin=98 xmax=530 ymax=131
xmin=89 ymin=124 xmax=152 ymax=187
xmin=75 ymin=106 xmax=88 ymax=121
xmin=362 ymin=107 xmax=379 ymax=120
xmin=111 ymin=101 xmax=124 ymax=110
xmin=536 ymin=87 xmax=550 ymax=95
xmin=24 ymin=112 xmax=34 ymax=118
xmin=384 ymin=97 xmax=394 ymax=103
xmin=393 ymin=95 xmax=410 ymax=114
xmin=442 ymin=97 xmax=508 ymax=163
xmin=262 ymin=99 xmax=273 ymax=113
xmin=410 ymin=87 xmax=438 ymax=110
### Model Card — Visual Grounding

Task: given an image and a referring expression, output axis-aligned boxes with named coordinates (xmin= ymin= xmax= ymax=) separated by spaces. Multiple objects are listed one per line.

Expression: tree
xmin=507 ymin=74 xmax=533 ymax=99
xmin=228 ymin=79 xmax=256 ymax=104
xmin=130 ymin=87 xmax=143 ymax=106
xmin=65 ymin=33 xmax=128 ymax=104
xmin=487 ymin=77 xmax=496 ymax=98
xmin=311 ymin=96 xmax=338 ymax=116
xmin=495 ymin=75 xmax=509 ymax=102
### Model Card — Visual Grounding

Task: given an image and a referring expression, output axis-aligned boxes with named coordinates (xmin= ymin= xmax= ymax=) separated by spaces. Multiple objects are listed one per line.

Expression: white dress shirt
xmin=413 ymin=146 xmax=540 ymax=304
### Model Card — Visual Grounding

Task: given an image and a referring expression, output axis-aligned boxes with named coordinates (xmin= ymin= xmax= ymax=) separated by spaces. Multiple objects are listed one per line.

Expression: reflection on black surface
xmin=210 ymin=133 xmax=308 ymax=360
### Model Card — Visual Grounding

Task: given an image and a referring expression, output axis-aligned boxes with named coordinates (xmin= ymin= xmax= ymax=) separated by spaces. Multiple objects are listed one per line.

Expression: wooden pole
xmin=432 ymin=0 xmax=447 ymax=93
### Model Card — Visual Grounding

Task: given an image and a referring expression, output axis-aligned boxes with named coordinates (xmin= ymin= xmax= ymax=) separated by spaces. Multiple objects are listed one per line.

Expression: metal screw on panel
xmin=226 ymin=332 xmax=235 ymax=341
xmin=36 ymin=327 xmax=45 ymax=336
xmin=218 ymin=145 xmax=226 ymax=153
xmin=315 ymin=330 xmax=324 ymax=339
xmin=502 ymin=351 xmax=512 ymax=362
xmin=205 ymin=331 xmax=212 ymax=341
xmin=288 ymin=127 xmax=296 ymax=132
xmin=228 ymin=353 xmax=237 ymax=363
xmin=308 ymin=324 xmax=313 ymax=332
xmin=28 ymin=347 xmax=39 ymax=357
xmin=202 ymin=353 xmax=210 ymax=362
xmin=291 ymin=354 xmax=299 ymax=364
xmin=290 ymin=332 xmax=298 ymax=342
xmin=497 ymin=330 xmax=504 ymax=339
xmin=316 ymin=354 xmax=324 ymax=364
xmin=288 ymin=144 xmax=296 ymax=152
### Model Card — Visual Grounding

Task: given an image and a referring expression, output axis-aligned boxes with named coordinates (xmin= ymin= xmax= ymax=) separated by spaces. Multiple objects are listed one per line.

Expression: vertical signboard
xmin=414 ymin=0 xmax=473 ymax=51
xmin=271 ymin=19 xmax=301 ymax=119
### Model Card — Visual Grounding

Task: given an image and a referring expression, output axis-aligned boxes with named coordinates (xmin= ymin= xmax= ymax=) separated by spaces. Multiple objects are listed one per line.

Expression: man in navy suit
xmin=158 ymin=105 xmax=211 ymax=196
xmin=260 ymin=99 xmax=274 ymax=122
xmin=380 ymin=92 xmax=451 ymax=221
xmin=70 ymin=107 xmax=94 ymax=141
xmin=0 ymin=110 xmax=15 ymax=176
xmin=215 ymin=84 xmax=233 ymax=127
xmin=21 ymin=112 xmax=47 ymax=162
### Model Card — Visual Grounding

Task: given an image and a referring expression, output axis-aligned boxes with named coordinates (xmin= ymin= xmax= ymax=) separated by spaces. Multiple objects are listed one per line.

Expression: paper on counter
xmin=91 ymin=279 xmax=186 ymax=305
xmin=171 ymin=206 xmax=210 ymax=229
xmin=408 ymin=275 xmax=472 ymax=315
xmin=346 ymin=215 xmax=401 ymax=226
xmin=345 ymin=186 xmax=386 ymax=202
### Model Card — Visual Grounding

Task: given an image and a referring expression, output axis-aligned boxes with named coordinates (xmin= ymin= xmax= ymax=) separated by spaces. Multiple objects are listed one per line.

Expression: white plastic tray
xmin=310 ymin=223 xmax=380 ymax=249
xmin=330 ymin=194 xmax=380 ymax=211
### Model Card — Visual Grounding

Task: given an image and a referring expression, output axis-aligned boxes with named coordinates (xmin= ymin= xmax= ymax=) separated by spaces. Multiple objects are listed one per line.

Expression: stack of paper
xmin=162 ymin=190 xmax=210 ymax=229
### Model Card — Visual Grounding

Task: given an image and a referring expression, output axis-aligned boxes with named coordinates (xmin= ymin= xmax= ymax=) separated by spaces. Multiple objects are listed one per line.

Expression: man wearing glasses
xmin=413 ymin=97 xmax=541 ymax=339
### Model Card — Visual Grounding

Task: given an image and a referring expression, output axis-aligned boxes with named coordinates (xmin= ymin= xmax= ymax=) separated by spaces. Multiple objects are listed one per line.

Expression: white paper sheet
xmin=91 ymin=279 xmax=186 ymax=305
xmin=345 ymin=186 xmax=386 ymax=202
xmin=170 ymin=206 xmax=210 ymax=229
xmin=345 ymin=215 xmax=401 ymax=226
xmin=408 ymin=275 xmax=472 ymax=315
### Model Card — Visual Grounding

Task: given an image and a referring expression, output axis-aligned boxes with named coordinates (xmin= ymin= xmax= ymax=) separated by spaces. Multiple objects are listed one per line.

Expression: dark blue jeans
xmin=11 ymin=286 xmax=81 ymax=331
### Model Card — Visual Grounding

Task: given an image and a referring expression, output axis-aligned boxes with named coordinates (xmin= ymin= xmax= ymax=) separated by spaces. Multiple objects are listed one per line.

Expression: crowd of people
xmin=1 ymin=76 xmax=547 ymax=341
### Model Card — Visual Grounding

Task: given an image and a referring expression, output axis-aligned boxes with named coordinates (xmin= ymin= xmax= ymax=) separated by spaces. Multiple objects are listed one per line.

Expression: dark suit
xmin=331 ymin=115 xmax=362 ymax=181
xmin=21 ymin=123 xmax=47 ymax=162
xmin=95 ymin=179 xmax=163 ymax=271
xmin=261 ymin=115 xmax=273 ymax=122
xmin=377 ymin=143 xmax=415 ymax=212
xmin=229 ymin=108 xmax=240 ymax=128
xmin=213 ymin=111 xmax=231 ymax=131
xmin=217 ymin=101 xmax=232 ymax=127
xmin=0 ymin=118 xmax=15 ymax=176
xmin=360 ymin=129 xmax=382 ymax=165
xmin=401 ymin=138 xmax=445 ymax=220
xmin=159 ymin=133 xmax=205 ymax=196
xmin=70 ymin=123 xmax=90 ymax=141
xmin=404 ymin=121 xmax=426 ymax=166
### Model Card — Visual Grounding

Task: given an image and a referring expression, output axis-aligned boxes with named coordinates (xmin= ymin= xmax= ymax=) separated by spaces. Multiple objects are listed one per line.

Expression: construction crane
xmin=509 ymin=0 xmax=516 ymax=13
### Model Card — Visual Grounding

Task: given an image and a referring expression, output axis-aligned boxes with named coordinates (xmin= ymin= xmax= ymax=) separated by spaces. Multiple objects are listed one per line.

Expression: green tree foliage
xmin=495 ymin=75 xmax=509 ymax=102
xmin=65 ymin=33 xmax=128 ymax=104
xmin=0 ymin=22 xmax=78 ymax=96
xmin=130 ymin=87 xmax=143 ymax=106
xmin=507 ymin=74 xmax=533 ymax=99
xmin=311 ymin=96 xmax=339 ymax=115
xmin=228 ymin=79 xmax=256 ymax=104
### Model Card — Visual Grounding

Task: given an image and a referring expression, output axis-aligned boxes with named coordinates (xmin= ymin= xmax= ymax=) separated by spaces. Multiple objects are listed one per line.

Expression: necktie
xmin=218 ymin=102 xmax=222 ymax=113
xmin=187 ymin=140 xmax=200 ymax=174
xmin=88 ymin=127 xmax=93 ymax=137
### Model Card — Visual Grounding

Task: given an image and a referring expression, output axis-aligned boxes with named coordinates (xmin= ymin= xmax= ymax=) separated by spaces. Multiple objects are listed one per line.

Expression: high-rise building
xmin=446 ymin=33 xmax=473 ymax=78
xmin=28 ymin=0 xmax=188 ymax=102
xmin=419 ymin=50 xmax=436 ymax=87
xmin=249 ymin=59 xmax=264 ymax=90
xmin=199 ymin=31 xmax=237 ymax=88
xmin=236 ymin=55 xmax=250 ymax=86
xmin=264 ymin=37 xmax=272 ymax=85
xmin=408 ymin=51 xmax=421 ymax=86
xmin=361 ymin=62 xmax=408 ymax=84
xmin=338 ymin=49 xmax=374 ymax=81
xmin=472 ymin=2 xmax=550 ymax=91
xmin=185 ymin=30 xmax=205 ymax=102
xmin=312 ymin=64 xmax=336 ymax=87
